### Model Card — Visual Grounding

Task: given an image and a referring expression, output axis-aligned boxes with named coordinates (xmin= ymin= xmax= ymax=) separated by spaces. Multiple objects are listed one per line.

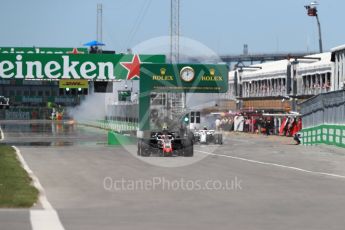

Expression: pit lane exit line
xmin=196 ymin=150 xmax=345 ymax=180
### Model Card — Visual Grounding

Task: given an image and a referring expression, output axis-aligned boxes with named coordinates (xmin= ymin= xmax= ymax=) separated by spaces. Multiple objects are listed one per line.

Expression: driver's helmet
xmin=162 ymin=123 xmax=168 ymax=130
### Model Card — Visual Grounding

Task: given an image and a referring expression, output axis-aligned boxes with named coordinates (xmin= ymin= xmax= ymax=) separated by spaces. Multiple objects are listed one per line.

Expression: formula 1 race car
xmin=0 ymin=96 xmax=9 ymax=109
xmin=137 ymin=131 xmax=193 ymax=157
xmin=193 ymin=129 xmax=223 ymax=145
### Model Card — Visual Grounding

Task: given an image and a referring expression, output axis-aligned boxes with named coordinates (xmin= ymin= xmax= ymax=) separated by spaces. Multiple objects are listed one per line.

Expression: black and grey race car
xmin=137 ymin=131 xmax=193 ymax=157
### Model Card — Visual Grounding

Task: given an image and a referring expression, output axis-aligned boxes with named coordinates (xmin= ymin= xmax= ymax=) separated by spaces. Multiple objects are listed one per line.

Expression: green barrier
xmin=108 ymin=131 xmax=137 ymax=146
xmin=97 ymin=119 xmax=138 ymax=132
xmin=301 ymin=124 xmax=345 ymax=148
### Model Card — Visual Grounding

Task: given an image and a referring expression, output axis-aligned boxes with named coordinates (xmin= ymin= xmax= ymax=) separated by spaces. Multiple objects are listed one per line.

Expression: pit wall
xmin=301 ymin=124 xmax=345 ymax=148
xmin=78 ymin=120 xmax=138 ymax=146
xmin=79 ymin=120 xmax=138 ymax=132
xmin=107 ymin=131 xmax=137 ymax=145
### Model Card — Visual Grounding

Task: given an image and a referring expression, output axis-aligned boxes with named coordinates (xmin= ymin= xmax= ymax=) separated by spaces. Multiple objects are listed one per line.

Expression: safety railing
xmin=96 ymin=119 xmax=138 ymax=132
xmin=300 ymin=90 xmax=345 ymax=129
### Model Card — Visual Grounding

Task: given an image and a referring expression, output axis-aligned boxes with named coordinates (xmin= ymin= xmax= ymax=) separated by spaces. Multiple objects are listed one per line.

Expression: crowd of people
xmin=213 ymin=114 xmax=302 ymax=137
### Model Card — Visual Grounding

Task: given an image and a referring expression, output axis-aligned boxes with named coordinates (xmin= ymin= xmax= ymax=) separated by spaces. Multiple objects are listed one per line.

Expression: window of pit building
xmin=326 ymin=73 xmax=331 ymax=89
xmin=9 ymin=90 xmax=15 ymax=96
xmin=24 ymin=91 xmax=29 ymax=96
xmin=45 ymin=91 xmax=50 ymax=97
xmin=150 ymin=93 xmax=166 ymax=106
xmin=196 ymin=112 xmax=200 ymax=123
xmin=30 ymin=90 xmax=36 ymax=96
xmin=38 ymin=91 xmax=43 ymax=97
xmin=302 ymin=76 xmax=306 ymax=88
xmin=191 ymin=112 xmax=195 ymax=123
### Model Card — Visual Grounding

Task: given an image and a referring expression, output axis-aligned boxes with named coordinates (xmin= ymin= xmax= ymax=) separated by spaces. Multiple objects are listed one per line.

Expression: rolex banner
xmin=0 ymin=53 xmax=165 ymax=80
xmin=138 ymin=63 xmax=228 ymax=131
xmin=139 ymin=63 xmax=228 ymax=93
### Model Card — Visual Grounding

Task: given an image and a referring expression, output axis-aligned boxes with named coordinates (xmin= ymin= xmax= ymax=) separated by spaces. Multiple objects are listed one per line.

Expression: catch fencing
xmin=300 ymin=90 xmax=345 ymax=147
xmin=0 ymin=107 xmax=51 ymax=120
xmin=301 ymin=90 xmax=345 ymax=128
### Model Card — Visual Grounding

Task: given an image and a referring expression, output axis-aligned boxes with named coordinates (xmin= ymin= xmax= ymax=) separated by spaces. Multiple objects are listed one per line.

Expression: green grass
xmin=0 ymin=145 xmax=38 ymax=208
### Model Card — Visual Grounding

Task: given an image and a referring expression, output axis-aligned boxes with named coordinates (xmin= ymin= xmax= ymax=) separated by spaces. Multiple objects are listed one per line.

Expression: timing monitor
xmin=93 ymin=81 xmax=113 ymax=93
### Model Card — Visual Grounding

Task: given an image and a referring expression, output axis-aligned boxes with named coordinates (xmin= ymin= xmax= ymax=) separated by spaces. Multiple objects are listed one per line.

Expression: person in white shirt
xmin=215 ymin=118 xmax=221 ymax=131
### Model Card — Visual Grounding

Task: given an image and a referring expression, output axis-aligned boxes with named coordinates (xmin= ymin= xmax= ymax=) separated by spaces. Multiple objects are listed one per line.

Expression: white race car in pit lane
xmin=193 ymin=129 xmax=223 ymax=145
xmin=0 ymin=96 xmax=9 ymax=109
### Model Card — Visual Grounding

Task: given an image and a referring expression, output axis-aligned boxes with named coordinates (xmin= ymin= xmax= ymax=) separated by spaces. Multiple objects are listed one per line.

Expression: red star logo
xmin=67 ymin=48 xmax=85 ymax=54
xmin=120 ymin=55 xmax=141 ymax=80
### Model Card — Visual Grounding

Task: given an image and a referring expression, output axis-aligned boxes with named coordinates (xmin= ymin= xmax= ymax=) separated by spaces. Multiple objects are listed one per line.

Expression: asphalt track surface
xmin=1 ymin=120 xmax=345 ymax=230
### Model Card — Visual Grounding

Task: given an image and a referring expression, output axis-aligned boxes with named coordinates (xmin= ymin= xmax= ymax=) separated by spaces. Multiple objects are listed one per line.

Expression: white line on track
xmin=12 ymin=146 xmax=65 ymax=230
xmin=196 ymin=150 xmax=345 ymax=179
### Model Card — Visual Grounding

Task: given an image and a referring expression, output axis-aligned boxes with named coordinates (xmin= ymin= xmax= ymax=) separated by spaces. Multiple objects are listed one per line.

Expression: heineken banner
xmin=0 ymin=53 xmax=165 ymax=80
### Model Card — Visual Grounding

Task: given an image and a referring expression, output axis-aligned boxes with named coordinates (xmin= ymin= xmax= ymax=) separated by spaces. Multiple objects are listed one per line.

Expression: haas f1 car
xmin=137 ymin=131 xmax=193 ymax=157
xmin=193 ymin=129 xmax=223 ymax=145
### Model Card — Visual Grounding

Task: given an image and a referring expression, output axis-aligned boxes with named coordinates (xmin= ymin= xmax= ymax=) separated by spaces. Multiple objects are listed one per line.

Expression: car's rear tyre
xmin=137 ymin=141 xmax=142 ymax=156
xmin=142 ymin=145 xmax=151 ymax=157
xmin=214 ymin=134 xmax=223 ymax=145
xmin=138 ymin=139 xmax=151 ymax=157
xmin=183 ymin=138 xmax=194 ymax=157
xmin=175 ymin=149 xmax=183 ymax=156
xmin=184 ymin=146 xmax=193 ymax=157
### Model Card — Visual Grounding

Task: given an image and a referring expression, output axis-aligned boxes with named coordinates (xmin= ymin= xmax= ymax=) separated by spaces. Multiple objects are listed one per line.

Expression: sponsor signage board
xmin=0 ymin=53 xmax=165 ymax=80
xmin=59 ymin=79 xmax=88 ymax=89
xmin=139 ymin=63 xmax=228 ymax=131
xmin=139 ymin=64 xmax=228 ymax=93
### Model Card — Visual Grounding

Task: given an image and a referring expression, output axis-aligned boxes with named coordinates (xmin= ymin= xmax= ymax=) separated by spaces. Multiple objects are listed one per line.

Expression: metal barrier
xmin=301 ymin=124 xmax=345 ymax=147
xmin=106 ymin=103 xmax=138 ymax=122
xmin=81 ymin=120 xmax=138 ymax=133
xmin=300 ymin=90 xmax=345 ymax=129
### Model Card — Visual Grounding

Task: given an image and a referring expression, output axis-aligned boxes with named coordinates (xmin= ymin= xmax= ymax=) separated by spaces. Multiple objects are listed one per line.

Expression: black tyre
xmin=218 ymin=134 xmax=223 ymax=145
xmin=184 ymin=146 xmax=193 ymax=157
xmin=206 ymin=135 xmax=212 ymax=144
xmin=137 ymin=141 xmax=142 ymax=156
xmin=214 ymin=134 xmax=223 ymax=145
xmin=139 ymin=140 xmax=151 ymax=157
xmin=142 ymin=145 xmax=151 ymax=157
xmin=183 ymin=138 xmax=194 ymax=157
xmin=175 ymin=149 xmax=183 ymax=156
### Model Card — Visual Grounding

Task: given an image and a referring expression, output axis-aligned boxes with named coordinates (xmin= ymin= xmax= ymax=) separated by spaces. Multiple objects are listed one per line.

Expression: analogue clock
xmin=180 ymin=66 xmax=195 ymax=82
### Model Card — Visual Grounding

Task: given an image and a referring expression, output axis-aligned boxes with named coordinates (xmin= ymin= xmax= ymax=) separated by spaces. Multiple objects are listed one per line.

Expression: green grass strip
xmin=0 ymin=145 xmax=38 ymax=208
